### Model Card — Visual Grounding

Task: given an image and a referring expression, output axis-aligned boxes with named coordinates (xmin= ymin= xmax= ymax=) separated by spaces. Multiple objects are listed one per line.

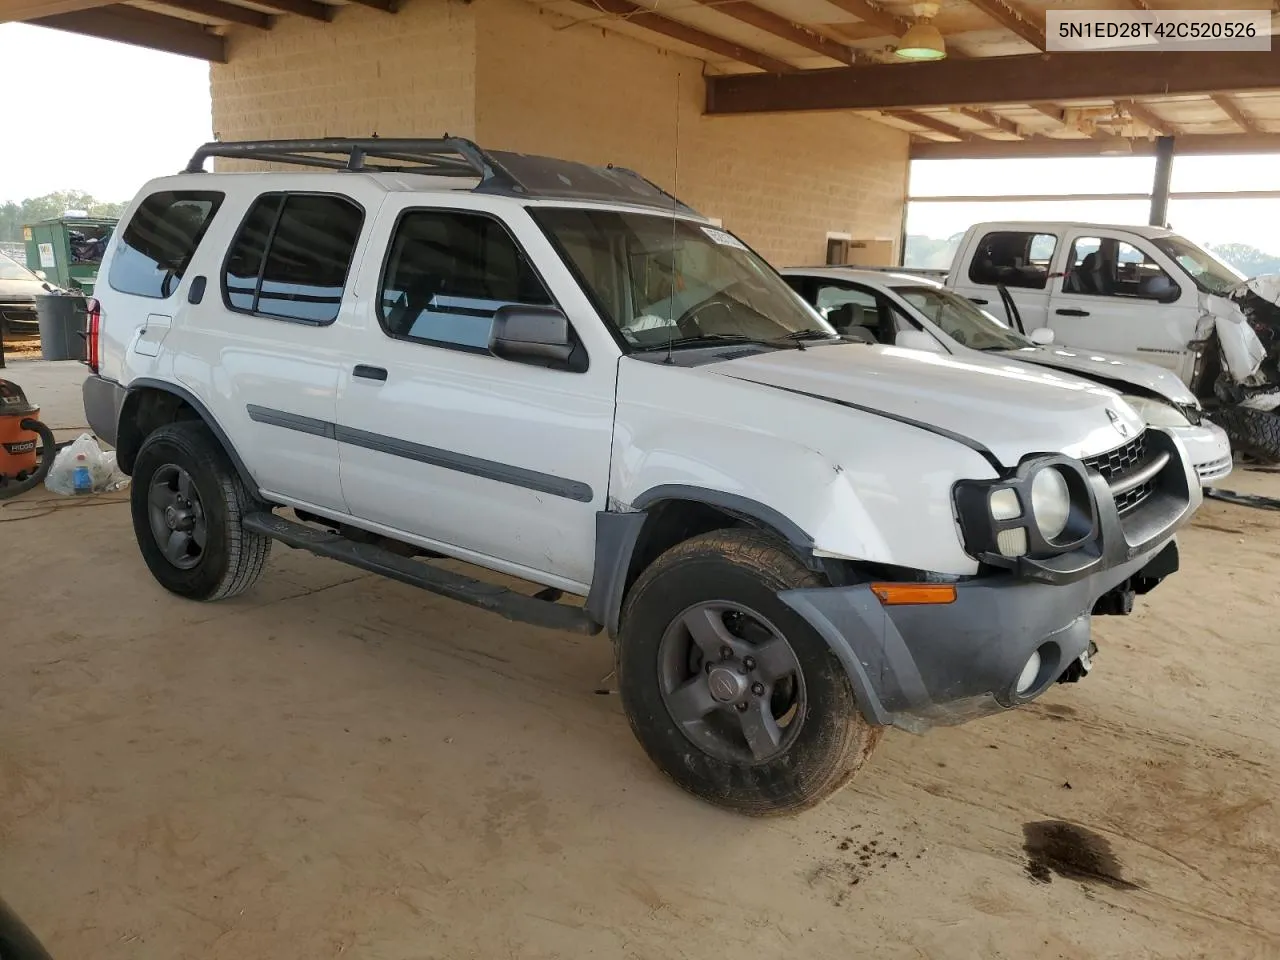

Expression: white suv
xmin=83 ymin=139 xmax=1201 ymax=815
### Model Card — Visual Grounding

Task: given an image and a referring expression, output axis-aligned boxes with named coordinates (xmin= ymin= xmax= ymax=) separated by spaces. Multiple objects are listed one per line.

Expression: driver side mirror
xmin=1029 ymin=327 xmax=1055 ymax=345
xmin=490 ymin=304 xmax=574 ymax=366
xmin=34 ymin=270 xmax=47 ymax=281
xmin=895 ymin=330 xmax=946 ymax=355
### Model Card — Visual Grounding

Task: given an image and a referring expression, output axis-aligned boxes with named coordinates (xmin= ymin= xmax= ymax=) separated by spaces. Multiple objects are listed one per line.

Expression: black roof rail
xmin=183 ymin=137 xmax=701 ymax=217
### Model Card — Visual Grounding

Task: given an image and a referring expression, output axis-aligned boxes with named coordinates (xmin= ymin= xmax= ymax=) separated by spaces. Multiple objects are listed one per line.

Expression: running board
xmin=243 ymin=512 xmax=602 ymax=635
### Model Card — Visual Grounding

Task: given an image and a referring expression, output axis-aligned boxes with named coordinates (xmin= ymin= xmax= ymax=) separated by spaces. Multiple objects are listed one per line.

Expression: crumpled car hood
xmin=995 ymin=345 xmax=1198 ymax=405
xmin=711 ymin=344 xmax=1145 ymax=465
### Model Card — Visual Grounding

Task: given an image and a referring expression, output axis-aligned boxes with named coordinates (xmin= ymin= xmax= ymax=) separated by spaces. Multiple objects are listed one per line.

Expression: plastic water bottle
xmin=73 ymin=454 xmax=92 ymax=495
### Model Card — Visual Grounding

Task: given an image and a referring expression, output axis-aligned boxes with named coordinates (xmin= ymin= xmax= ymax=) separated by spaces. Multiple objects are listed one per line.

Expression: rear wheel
xmin=131 ymin=421 xmax=270 ymax=601
xmin=616 ymin=528 xmax=880 ymax=816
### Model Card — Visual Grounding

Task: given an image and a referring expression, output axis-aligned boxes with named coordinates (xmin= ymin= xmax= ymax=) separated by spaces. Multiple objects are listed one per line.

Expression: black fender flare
xmin=583 ymin=484 xmax=815 ymax=636
xmin=120 ymin=378 xmax=259 ymax=492
xmin=583 ymin=485 xmax=885 ymax=723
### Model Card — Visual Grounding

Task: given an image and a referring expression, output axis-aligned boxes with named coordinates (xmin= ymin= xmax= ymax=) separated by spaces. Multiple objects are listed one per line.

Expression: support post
xmin=1150 ymin=136 xmax=1175 ymax=227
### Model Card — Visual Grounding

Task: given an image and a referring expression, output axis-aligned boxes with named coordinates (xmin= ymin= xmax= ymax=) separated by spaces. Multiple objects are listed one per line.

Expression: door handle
xmin=187 ymin=276 xmax=207 ymax=305
xmin=353 ymin=364 xmax=388 ymax=381
xmin=1056 ymin=308 xmax=1090 ymax=317
xmin=968 ymin=297 xmax=989 ymax=305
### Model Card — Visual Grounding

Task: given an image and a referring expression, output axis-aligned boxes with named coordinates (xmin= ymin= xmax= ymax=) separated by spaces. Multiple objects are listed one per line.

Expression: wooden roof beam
xmin=344 ymin=0 xmax=398 ymax=11
xmin=888 ymin=111 xmax=965 ymax=139
xmin=1212 ymin=94 xmax=1263 ymax=134
xmin=822 ymin=0 xmax=908 ymax=37
xmin=964 ymin=0 xmax=1044 ymax=49
xmin=568 ymin=0 xmax=796 ymax=74
xmin=30 ymin=3 xmax=224 ymax=59
xmin=1028 ymin=104 xmax=1065 ymax=124
xmin=1124 ymin=100 xmax=1178 ymax=136
xmin=706 ymin=50 xmax=1280 ymax=115
xmin=959 ymin=106 xmax=1022 ymax=137
xmin=0 ymin=0 xmax=110 ymax=22
xmin=686 ymin=0 xmax=854 ymax=65
xmin=250 ymin=0 xmax=332 ymax=21
xmin=148 ymin=0 xmax=273 ymax=28
xmin=911 ymin=132 xmax=1280 ymax=159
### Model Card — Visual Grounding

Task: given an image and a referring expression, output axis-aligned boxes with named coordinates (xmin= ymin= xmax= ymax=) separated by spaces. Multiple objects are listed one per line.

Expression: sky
xmin=908 ymin=156 xmax=1280 ymax=255
xmin=1 ymin=23 xmax=1277 ymax=258
xmin=0 ymin=23 xmax=211 ymax=204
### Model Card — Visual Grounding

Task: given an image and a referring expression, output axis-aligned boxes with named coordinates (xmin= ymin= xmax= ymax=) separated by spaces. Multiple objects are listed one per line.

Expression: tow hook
xmin=1058 ymin=642 xmax=1098 ymax=685
xmin=1092 ymin=582 xmax=1135 ymax=616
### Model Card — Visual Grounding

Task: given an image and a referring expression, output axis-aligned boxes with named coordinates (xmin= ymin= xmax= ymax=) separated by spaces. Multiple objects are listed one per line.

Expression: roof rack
xmin=183 ymin=137 xmax=700 ymax=217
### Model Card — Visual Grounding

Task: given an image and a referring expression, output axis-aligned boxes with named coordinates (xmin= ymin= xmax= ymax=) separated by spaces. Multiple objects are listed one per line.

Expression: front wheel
xmin=130 ymin=421 xmax=271 ymax=601
xmin=616 ymin=528 xmax=881 ymax=816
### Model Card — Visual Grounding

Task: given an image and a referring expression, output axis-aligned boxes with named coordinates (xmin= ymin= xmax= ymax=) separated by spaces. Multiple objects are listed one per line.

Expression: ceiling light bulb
xmin=895 ymin=21 xmax=947 ymax=60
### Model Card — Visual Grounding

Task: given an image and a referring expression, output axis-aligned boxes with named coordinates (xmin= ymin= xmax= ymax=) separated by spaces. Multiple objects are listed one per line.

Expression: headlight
xmin=1121 ymin=394 xmax=1190 ymax=429
xmin=1031 ymin=467 xmax=1071 ymax=541
xmin=954 ymin=456 xmax=1098 ymax=565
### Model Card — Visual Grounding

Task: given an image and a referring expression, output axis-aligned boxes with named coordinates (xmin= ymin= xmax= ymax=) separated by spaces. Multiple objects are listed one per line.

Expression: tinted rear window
xmin=222 ymin=193 xmax=364 ymax=324
xmin=108 ymin=191 xmax=224 ymax=299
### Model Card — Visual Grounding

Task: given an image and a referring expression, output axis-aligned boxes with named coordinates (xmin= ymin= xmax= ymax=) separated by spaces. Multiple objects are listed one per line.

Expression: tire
xmin=1208 ymin=406 xmax=1280 ymax=464
xmin=130 ymin=421 xmax=271 ymax=601
xmin=616 ymin=528 xmax=881 ymax=816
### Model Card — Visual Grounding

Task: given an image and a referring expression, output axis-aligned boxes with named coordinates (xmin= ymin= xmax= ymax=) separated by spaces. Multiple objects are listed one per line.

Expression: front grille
xmin=1083 ymin=432 xmax=1159 ymax=514
xmin=1083 ymin=434 xmax=1147 ymax=483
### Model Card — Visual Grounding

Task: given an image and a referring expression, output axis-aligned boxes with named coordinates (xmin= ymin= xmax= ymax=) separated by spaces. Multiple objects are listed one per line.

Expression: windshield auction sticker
xmin=1046 ymin=10 xmax=1270 ymax=51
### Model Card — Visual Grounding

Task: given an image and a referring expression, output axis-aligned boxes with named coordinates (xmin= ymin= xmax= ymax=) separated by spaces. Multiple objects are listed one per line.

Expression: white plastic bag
xmin=45 ymin=433 xmax=129 ymax=496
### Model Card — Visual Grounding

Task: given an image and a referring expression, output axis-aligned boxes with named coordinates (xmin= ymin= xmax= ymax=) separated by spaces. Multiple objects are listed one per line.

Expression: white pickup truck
xmin=931 ymin=222 xmax=1280 ymax=459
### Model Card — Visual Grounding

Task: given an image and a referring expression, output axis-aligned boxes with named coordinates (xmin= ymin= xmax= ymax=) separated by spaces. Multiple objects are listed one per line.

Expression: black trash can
xmin=35 ymin=294 xmax=87 ymax=362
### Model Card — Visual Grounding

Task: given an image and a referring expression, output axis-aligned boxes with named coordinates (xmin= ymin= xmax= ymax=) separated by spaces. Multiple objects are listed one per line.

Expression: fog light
xmin=1016 ymin=650 xmax=1042 ymax=695
xmin=996 ymin=526 xmax=1028 ymax=557
xmin=989 ymin=488 xmax=1021 ymax=520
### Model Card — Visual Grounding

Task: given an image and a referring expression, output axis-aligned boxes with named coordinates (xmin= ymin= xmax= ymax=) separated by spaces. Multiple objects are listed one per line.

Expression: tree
xmin=1208 ymin=243 xmax=1280 ymax=278
xmin=0 ymin=192 xmax=126 ymax=242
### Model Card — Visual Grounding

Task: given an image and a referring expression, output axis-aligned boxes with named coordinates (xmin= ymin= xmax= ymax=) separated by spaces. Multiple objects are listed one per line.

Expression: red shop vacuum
xmin=0 ymin=379 xmax=56 ymax=499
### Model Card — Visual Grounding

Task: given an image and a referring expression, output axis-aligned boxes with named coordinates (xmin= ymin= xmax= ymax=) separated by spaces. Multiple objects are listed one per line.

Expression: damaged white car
xmin=781 ymin=267 xmax=1234 ymax=484
xmin=907 ymin=222 xmax=1280 ymax=463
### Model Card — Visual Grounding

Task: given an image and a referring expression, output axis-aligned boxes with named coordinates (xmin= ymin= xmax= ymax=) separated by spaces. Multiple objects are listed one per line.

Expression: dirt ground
xmin=1 ymin=360 xmax=1278 ymax=959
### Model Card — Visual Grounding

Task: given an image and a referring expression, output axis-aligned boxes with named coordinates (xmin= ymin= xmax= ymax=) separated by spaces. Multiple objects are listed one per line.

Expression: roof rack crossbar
xmin=182 ymin=138 xmax=701 ymax=216
xmin=185 ymin=137 xmax=501 ymax=178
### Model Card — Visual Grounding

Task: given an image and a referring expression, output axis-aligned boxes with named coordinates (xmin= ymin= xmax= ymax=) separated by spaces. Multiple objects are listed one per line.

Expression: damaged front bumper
xmin=780 ymin=429 xmax=1200 ymax=733
xmin=1177 ymin=420 xmax=1232 ymax=483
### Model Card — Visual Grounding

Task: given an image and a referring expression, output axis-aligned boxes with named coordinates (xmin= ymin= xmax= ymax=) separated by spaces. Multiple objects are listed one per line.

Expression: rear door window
xmin=222 ymin=193 xmax=364 ymax=324
xmin=108 ymin=190 xmax=224 ymax=299
xmin=967 ymin=231 xmax=1058 ymax=290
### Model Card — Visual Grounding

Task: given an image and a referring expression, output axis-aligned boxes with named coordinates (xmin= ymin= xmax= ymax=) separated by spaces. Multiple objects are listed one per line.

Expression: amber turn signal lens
xmin=870 ymin=583 xmax=957 ymax=605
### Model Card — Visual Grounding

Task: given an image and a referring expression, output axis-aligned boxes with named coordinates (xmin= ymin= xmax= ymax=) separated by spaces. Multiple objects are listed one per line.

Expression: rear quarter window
xmin=108 ymin=191 xmax=224 ymax=299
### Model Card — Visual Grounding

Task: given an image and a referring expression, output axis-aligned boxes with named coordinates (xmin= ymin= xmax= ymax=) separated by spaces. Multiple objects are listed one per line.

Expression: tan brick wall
xmin=209 ymin=0 xmax=908 ymax=264
xmin=475 ymin=0 xmax=909 ymax=265
xmin=210 ymin=0 xmax=478 ymax=143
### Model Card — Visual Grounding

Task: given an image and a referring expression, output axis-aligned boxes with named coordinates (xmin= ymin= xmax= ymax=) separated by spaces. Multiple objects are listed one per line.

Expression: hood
xmin=996 ymin=345 xmax=1198 ymax=405
xmin=0 ymin=275 xmax=44 ymax=300
xmin=711 ymin=344 xmax=1145 ymax=465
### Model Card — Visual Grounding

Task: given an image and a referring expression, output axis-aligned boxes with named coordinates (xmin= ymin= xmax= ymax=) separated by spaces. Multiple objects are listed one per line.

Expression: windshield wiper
xmin=779 ymin=328 xmax=840 ymax=342
xmin=635 ymin=333 xmax=803 ymax=353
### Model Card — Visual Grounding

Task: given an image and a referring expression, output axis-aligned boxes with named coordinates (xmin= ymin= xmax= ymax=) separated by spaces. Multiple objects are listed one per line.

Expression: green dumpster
xmin=22 ymin=216 xmax=116 ymax=295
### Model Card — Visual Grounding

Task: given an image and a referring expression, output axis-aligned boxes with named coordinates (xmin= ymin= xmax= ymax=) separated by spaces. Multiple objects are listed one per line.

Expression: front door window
xmin=1062 ymin=236 xmax=1179 ymax=301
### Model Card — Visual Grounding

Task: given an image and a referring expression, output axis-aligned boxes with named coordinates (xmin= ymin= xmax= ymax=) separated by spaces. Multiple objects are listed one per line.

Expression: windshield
xmin=0 ymin=253 xmax=34 ymax=282
xmin=532 ymin=208 xmax=834 ymax=350
xmin=1151 ymin=236 xmax=1244 ymax=295
xmin=894 ymin=285 xmax=1032 ymax=351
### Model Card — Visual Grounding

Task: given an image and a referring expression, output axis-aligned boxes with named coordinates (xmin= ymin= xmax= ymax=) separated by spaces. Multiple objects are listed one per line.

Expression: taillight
xmin=84 ymin=298 xmax=101 ymax=374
